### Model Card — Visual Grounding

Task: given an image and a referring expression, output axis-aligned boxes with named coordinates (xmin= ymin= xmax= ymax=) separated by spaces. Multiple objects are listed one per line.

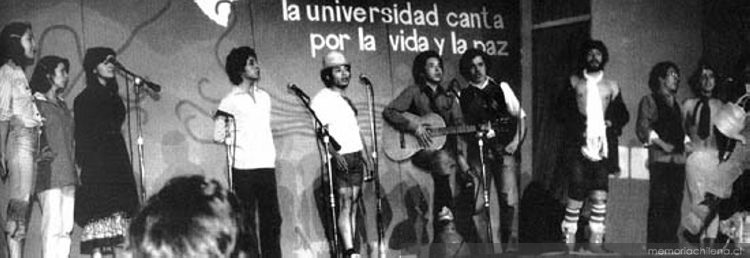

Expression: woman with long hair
xmin=74 ymin=47 xmax=139 ymax=257
xmin=0 ymin=22 xmax=40 ymax=258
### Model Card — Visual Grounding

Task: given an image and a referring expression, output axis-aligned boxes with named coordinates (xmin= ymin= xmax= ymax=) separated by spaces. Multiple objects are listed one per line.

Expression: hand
xmin=332 ymin=152 xmax=348 ymax=172
xmin=660 ymin=142 xmax=675 ymax=153
xmin=414 ymin=125 xmax=433 ymax=148
xmin=605 ymin=120 xmax=613 ymax=127
xmin=364 ymin=155 xmax=374 ymax=174
xmin=505 ymin=141 xmax=519 ymax=154
xmin=35 ymin=145 xmax=56 ymax=163
xmin=684 ymin=141 xmax=694 ymax=155
xmin=485 ymin=128 xmax=496 ymax=139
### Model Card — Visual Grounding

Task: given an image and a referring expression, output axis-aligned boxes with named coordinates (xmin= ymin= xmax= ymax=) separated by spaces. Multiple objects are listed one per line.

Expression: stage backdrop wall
xmin=0 ymin=0 xmax=520 ymax=256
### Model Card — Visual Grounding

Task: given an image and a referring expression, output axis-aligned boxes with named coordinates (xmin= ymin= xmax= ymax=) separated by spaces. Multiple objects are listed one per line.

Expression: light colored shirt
xmin=310 ymin=87 xmax=363 ymax=155
xmin=214 ymin=86 xmax=276 ymax=169
xmin=0 ymin=63 xmax=42 ymax=127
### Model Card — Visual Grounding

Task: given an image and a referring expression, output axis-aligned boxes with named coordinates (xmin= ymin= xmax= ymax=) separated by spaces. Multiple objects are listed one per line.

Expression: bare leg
xmin=338 ymin=186 xmax=355 ymax=254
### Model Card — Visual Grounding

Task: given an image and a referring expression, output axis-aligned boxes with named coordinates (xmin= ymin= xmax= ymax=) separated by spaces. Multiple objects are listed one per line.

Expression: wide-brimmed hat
xmin=715 ymin=102 xmax=747 ymax=144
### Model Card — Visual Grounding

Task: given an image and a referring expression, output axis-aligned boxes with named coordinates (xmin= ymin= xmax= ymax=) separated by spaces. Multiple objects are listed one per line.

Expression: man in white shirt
xmin=214 ymin=46 xmax=280 ymax=257
xmin=310 ymin=51 xmax=372 ymax=258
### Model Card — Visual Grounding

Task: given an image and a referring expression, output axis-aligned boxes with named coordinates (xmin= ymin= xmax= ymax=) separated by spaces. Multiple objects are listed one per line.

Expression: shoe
xmin=585 ymin=231 xmax=614 ymax=254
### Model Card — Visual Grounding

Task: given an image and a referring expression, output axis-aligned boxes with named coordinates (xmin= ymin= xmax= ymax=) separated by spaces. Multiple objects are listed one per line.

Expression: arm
xmin=360 ymin=132 xmax=373 ymax=173
xmin=499 ymin=82 xmax=527 ymax=154
xmin=636 ymin=95 xmax=674 ymax=152
xmin=382 ymin=87 xmax=419 ymax=133
xmin=606 ymin=90 xmax=629 ymax=133
xmin=213 ymin=97 xmax=236 ymax=144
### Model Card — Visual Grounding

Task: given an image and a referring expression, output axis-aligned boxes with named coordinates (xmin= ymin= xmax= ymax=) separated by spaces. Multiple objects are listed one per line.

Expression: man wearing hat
xmin=213 ymin=46 xmax=281 ymax=257
xmin=310 ymin=51 xmax=373 ymax=258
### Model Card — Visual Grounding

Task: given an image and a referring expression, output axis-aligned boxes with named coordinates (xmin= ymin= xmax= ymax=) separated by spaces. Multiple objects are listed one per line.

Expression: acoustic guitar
xmin=383 ymin=112 xmax=485 ymax=161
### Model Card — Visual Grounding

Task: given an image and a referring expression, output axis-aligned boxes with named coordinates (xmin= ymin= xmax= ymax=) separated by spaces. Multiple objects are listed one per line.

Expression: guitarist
xmin=310 ymin=51 xmax=373 ymax=258
xmin=457 ymin=48 xmax=526 ymax=251
xmin=382 ymin=50 xmax=471 ymax=242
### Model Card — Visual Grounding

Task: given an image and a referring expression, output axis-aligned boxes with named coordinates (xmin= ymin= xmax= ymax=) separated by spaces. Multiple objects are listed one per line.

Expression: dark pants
xmin=233 ymin=168 xmax=282 ymax=257
xmin=565 ymin=148 xmax=609 ymax=201
xmin=647 ymin=162 xmax=685 ymax=243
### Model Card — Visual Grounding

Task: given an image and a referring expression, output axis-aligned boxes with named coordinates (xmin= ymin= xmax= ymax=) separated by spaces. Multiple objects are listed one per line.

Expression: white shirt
xmin=310 ymin=87 xmax=363 ymax=155
xmin=0 ymin=64 xmax=42 ymax=127
xmin=214 ymin=86 xmax=276 ymax=169
xmin=469 ymin=77 xmax=527 ymax=119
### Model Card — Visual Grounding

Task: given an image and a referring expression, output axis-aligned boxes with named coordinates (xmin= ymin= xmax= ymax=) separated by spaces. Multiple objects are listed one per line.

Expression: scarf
xmin=581 ymin=71 xmax=608 ymax=161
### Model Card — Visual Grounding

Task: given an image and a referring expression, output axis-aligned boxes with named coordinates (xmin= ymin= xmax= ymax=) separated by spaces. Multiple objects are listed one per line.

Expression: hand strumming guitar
xmin=415 ymin=124 xmax=433 ymax=147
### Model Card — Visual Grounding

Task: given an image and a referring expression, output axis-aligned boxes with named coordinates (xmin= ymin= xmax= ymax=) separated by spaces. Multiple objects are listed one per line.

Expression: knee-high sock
xmin=562 ymin=199 xmax=584 ymax=235
xmin=589 ymin=191 xmax=607 ymax=243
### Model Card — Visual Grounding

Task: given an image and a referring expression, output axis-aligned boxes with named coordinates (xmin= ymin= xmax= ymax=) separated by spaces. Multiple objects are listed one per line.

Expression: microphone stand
xmin=134 ymin=78 xmax=148 ymax=204
xmin=292 ymin=87 xmax=341 ymax=257
xmin=476 ymin=131 xmax=494 ymax=253
xmin=362 ymin=78 xmax=385 ymax=258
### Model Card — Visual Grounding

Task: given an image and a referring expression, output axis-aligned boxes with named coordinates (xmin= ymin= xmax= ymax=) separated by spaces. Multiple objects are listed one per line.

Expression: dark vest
xmin=652 ymin=93 xmax=684 ymax=153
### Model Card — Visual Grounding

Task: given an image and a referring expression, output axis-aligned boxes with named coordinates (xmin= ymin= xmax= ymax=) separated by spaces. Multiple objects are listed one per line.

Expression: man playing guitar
xmin=382 ymin=50 xmax=472 ymax=243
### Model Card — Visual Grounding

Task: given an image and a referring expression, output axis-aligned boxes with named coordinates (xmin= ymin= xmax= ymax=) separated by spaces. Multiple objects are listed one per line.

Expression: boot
xmin=585 ymin=224 xmax=613 ymax=254
xmin=562 ymin=222 xmax=577 ymax=253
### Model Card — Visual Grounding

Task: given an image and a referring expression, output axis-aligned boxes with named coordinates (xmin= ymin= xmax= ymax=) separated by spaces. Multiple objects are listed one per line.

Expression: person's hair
xmin=458 ymin=48 xmax=490 ymax=81
xmin=725 ymin=52 xmax=750 ymax=103
xmin=30 ymin=55 xmax=69 ymax=94
xmin=129 ymin=175 xmax=240 ymax=257
xmin=578 ymin=39 xmax=609 ymax=72
xmin=0 ymin=22 xmax=33 ymax=67
xmin=687 ymin=60 xmax=717 ymax=96
xmin=648 ymin=61 xmax=679 ymax=94
xmin=412 ymin=50 xmax=443 ymax=85
xmin=225 ymin=46 xmax=257 ymax=85
xmin=83 ymin=47 xmax=117 ymax=89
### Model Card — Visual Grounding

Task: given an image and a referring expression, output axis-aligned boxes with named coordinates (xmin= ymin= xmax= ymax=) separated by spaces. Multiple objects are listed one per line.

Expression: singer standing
xmin=0 ymin=22 xmax=41 ymax=258
xmin=310 ymin=51 xmax=373 ymax=258
xmin=74 ymin=47 xmax=139 ymax=257
xmin=213 ymin=46 xmax=281 ymax=257
xmin=457 ymin=48 xmax=526 ymax=250
xmin=30 ymin=55 xmax=78 ymax=258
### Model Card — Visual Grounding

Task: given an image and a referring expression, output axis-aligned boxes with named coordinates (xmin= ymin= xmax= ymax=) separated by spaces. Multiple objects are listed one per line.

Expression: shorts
xmin=333 ymin=152 xmax=364 ymax=187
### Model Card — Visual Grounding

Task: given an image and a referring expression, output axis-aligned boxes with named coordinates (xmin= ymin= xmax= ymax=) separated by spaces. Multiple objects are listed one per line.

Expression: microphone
xmin=287 ymin=83 xmax=310 ymax=101
xmin=106 ymin=55 xmax=163 ymax=93
xmin=359 ymin=74 xmax=372 ymax=86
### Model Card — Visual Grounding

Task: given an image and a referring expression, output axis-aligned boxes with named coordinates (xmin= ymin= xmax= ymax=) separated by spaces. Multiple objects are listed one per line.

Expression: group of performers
xmin=4 ymin=18 xmax=750 ymax=258
xmin=0 ymin=22 xmax=139 ymax=258
xmin=211 ymin=44 xmax=526 ymax=256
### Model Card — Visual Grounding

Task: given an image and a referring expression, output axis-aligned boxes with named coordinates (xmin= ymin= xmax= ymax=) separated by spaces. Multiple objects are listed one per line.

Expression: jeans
xmin=6 ymin=126 xmax=38 ymax=230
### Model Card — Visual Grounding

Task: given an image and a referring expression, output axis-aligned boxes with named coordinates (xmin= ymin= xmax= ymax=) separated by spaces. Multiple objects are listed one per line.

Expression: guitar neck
xmin=430 ymin=125 xmax=478 ymax=136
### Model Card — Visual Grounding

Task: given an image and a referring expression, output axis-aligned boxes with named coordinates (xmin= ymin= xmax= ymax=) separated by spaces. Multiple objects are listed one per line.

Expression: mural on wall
xmin=1 ymin=0 xmax=520 ymax=256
